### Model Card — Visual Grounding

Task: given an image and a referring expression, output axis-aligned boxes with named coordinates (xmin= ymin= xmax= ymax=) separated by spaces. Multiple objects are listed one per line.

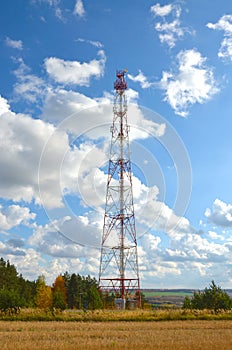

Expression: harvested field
xmin=0 ymin=320 xmax=232 ymax=350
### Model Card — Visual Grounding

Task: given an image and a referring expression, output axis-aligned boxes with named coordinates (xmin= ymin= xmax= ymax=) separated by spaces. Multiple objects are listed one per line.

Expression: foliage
xmin=64 ymin=272 xmax=103 ymax=310
xmin=52 ymin=290 xmax=67 ymax=310
xmin=101 ymin=291 xmax=115 ymax=308
xmin=0 ymin=258 xmax=18 ymax=290
xmin=52 ymin=275 xmax=67 ymax=310
xmin=35 ymin=275 xmax=53 ymax=309
xmin=0 ymin=288 xmax=22 ymax=314
xmin=0 ymin=258 xmax=36 ymax=308
xmin=183 ymin=280 xmax=232 ymax=312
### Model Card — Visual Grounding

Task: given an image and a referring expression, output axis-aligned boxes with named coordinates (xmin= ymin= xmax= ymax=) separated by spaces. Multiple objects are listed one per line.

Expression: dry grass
xmin=0 ymin=320 xmax=232 ymax=350
xmin=2 ymin=308 xmax=232 ymax=322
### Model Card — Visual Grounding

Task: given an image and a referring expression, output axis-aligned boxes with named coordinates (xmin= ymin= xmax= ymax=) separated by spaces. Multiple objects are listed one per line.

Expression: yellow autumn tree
xmin=35 ymin=275 xmax=52 ymax=309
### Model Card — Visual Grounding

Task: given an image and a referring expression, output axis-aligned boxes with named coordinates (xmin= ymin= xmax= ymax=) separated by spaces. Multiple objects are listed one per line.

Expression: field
xmin=143 ymin=289 xmax=194 ymax=308
xmin=0 ymin=320 xmax=232 ymax=349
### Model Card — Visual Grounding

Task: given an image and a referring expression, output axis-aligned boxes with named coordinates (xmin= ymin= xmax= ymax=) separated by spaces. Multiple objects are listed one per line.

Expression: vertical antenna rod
xmin=98 ymin=69 xmax=141 ymax=308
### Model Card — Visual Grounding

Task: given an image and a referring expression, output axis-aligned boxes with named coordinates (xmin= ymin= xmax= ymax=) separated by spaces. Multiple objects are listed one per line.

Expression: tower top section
xmin=114 ymin=69 xmax=127 ymax=92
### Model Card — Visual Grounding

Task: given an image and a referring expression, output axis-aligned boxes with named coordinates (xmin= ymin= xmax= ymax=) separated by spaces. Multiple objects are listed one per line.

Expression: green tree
xmin=64 ymin=273 xmax=103 ymax=309
xmin=52 ymin=290 xmax=67 ymax=310
xmin=0 ymin=288 xmax=22 ymax=314
xmin=87 ymin=285 xmax=103 ymax=310
xmin=18 ymin=275 xmax=37 ymax=307
xmin=0 ymin=258 xmax=37 ymax=309
xmin=0 ymin=258 xmax=19 ymax=291
xmin=183 ymin=280 xmax=232 ymax=312
xmin=52 ymin=275 xmax=67 ymax=310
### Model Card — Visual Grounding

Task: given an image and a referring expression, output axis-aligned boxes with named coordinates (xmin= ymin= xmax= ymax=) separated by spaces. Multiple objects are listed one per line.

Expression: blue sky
xmin=1 ymin=0 xmax=232 ymax=289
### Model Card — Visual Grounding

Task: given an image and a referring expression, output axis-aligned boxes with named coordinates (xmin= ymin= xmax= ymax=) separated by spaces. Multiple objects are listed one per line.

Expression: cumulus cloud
xmin=44 ymin=50 xmax=106 ymax=86
xmin=73 ymin=0 xmax=85 ymax=17
xmin=0 ymin=88 xmax=165 ymax=211
xmin=0 ymin=95 xmax=69 ymax=206
xmin=205 ymin=198 xmax=232 ymax=227
xmin=160 ymin=49 xmax=219 ymax=116
xmin=207 ymin=15 xmax=232 ymax=61
xmin=1 ymin=247 xmax=71 ymax=283
xmin=134 ymin=184 xmax=195 ymax=239
xmin=208 ymin=230 xmax=225 ymax=241
xmin=7 ymin=238 xmax=25 ymax=248
xmin=0 ymin=205 xmax=36 ymax=230
xmin=136 ymin=194 xmax=231 ymax=286
xmin=27 ymin=216 xmax=101 ymax=281
xmin=150 ymin=3 xmax=173 ymax=17
xmin=41 ymin=87 xmax=165 ymax=141
xmin=150 ymin=2 xmax=190 ymax=48
xmin=0 ymin=95 xmax=10 ymax=114
xmin=30 ymin=214 xmax=102 ymax=251
xmin=128 ymin=70 xmax=154 ymax=88
xmin=0 ymin=241 xmax=26 ymax=256
xmin=5 ymin=37 xmax=23 ymax=50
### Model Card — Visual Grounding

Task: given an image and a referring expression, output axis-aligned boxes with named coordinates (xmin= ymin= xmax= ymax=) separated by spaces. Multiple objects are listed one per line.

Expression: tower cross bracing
xmin=98 ymin=70 xmax=141 ymax=307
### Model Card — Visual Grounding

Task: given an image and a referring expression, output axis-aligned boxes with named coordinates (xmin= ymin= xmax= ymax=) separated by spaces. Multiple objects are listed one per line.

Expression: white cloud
xmin=73 ymin=0 xmax=86 ymax=17
xmin=150 ymin=3 xmax=173 ymax=17
xmin=150 ymin=2 xmax=190 ymax=48
xmin=5 ymin=37 xmax=23 ymax=50
xmin=13 ymin=59 xmax=46 ymax=103
xmin=30 ymin=214 xmax=102 ymax=251
xmin=128 ymin=70 xmax=153 ymax=88
xmin=205 ymin=198 xmax=232 ymax=227
xmin=2 ymin=247 xmax=76 ymax=284
xmin=32 ymin=0 xmax=65 ymax=21
xmin=0 ymin=205 xmax=36 ymax=230
xmin=0 ymin=95 xmax=10 ymax=114
xmin=208 ymin=230 xmax=225 ymax=241
xmin=41 ymin=87 xmax=165 ymax=140
xmin=0 ymin=92 xmax=165 ymax=212
xmin=76 ymin=38 xmax=103 ymax=48
xmin=207 ymin=15 xmax=232 ymax=61
xmin=0 ymin=95 xmax=69 ymax=206
xmin=0 ymin=241 xmax=26 ymax=256
xmin=135 ymin=184 xmax=195 ymax=239
xmin=160 ymin=49 xmax=219 ymax=116
xmin=44 ymin=50 xmax=106 ymax=86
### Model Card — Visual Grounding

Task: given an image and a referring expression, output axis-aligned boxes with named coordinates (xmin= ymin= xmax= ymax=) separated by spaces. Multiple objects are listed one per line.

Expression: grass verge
xmin=1 ymin=308 xmax=232 ymax=322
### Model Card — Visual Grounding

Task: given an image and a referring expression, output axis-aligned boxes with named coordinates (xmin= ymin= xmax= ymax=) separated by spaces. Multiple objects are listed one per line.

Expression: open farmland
xmin=143 ymin=289 xmax=194 ymax=308
xmin=0 ymin=320 xmax=232 ymax=350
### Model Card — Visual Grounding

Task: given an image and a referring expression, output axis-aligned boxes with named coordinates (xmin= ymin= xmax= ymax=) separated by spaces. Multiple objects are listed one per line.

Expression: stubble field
xmin=0 ymin=320 xmax=232 ymax=350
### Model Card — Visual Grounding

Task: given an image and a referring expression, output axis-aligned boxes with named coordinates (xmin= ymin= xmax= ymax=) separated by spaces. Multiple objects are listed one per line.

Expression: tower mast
xmin=98 ymin=70 xmax=141 ymax=308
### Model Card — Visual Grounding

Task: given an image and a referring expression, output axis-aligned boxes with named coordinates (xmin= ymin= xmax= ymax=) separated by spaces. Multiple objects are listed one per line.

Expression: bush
xmin=183 ymin=281 xmax=232 ymax=312
xmin=0 ymin=289 xmax=22 ymax=314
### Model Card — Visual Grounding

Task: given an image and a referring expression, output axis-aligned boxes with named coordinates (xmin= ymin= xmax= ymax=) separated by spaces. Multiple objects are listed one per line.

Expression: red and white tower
xmin=98 ymin=70 xmax=141 ymax=308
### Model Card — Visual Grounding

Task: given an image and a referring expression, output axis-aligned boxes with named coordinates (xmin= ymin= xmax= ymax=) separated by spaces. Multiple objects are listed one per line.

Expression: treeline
xmin=183 ymin=281 xmax=232 ymax=312
xmin=0 ymin=257 xmax=102 ymax=313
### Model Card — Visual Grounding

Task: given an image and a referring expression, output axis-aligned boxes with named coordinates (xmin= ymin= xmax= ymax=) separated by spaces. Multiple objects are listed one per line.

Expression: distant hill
xmin=141 ymin=289 xmax=232 ymax=308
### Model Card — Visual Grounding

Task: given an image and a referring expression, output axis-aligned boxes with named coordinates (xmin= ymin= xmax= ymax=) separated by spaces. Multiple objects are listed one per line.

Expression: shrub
xmin=183 ymin=281 xmax=232 ymax=312
xmin=0 ymin=289 xmax=22 ymax=314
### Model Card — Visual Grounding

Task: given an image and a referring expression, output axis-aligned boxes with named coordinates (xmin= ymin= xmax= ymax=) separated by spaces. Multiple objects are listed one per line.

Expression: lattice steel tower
xmin=98 ymin=70 xmax=141 ymax=308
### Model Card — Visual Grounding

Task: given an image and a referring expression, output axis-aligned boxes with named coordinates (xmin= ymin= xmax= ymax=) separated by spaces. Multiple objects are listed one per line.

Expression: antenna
xmin=98 ymin=70 xmax=141 ymax=309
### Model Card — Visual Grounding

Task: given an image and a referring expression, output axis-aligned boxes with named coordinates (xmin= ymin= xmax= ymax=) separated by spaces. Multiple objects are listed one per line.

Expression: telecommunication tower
xmin=98 ymin=69 xmax=141 ymax=308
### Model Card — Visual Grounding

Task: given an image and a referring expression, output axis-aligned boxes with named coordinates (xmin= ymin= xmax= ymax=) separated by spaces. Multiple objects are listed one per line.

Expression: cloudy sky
xmin=1 ymin=0 xmax=232 ymax=289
